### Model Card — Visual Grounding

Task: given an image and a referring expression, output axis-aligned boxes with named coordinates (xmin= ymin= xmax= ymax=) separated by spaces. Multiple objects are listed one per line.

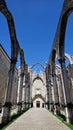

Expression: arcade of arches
xmin=0 ymin=0 xmax=73 ymax=125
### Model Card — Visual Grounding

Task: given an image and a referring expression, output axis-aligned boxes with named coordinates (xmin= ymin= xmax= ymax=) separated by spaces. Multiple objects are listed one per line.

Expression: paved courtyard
xmin=6 ymin=108 xmax=70 ymax=130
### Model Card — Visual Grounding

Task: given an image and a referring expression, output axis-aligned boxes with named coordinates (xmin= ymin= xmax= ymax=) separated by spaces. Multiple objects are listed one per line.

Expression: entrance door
xmin=36 ymin=101 xmax=40 ymax=108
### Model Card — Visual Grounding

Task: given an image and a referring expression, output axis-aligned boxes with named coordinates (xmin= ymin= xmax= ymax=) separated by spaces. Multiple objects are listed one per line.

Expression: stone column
xmin=2 ymin=59 xmax=16 ymax=123
xmin=46 ymin=83 xmax=49 ymax=109
xmin=27 ymin=72 xmax=31 ymax=108
xmin=22 ymin=75 xmax=26 ymax=110
xmin=25 ymin=73 xmax=31 ymax=109
xmin=24 ymin=76 xmax=28 ymax=109
xmin=59 ymin=58 xmax=73 ymax=123
xmin=22 ymin=86 xmax=25 ymax=110
xmin=48 ymin=80 xmax=53 ymax=111
xmin=27 ymin=85 xmax=31 ymax=108
xmin=29 ymin=68 xmax=32 ymax=108
xmin=45 ymin=66 xmax=49 ymax=109
xmin=26 ymin=86 xmax=29 ymax=109
xmin=17 ymin=68 xmax=24 ymax=113
xmin=57 ymin=75 xmax=64 ymax=112
xmin=52 ymin=73 xmax=60 ymax=114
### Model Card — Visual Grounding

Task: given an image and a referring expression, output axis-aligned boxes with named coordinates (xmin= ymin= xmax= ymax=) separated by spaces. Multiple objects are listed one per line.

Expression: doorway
xmin=36 ymin=101 xmax=40 ymax=108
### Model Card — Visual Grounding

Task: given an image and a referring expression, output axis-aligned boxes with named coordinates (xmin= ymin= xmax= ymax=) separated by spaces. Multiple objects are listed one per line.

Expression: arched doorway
xmin=31 ymin=73 xmax=46 ymax=108
xmin=32 ymin=94 xmax=45 ymax=108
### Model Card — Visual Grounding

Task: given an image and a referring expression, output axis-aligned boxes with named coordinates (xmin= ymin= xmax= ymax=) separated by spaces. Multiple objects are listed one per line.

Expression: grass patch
xmin=57 ymin=115 xmax=73 ymax=129
xmin=65 ymin=123 xmax=73 ymax=130
xmin=0 ymin=108 xmax=29 ymax=130
xmin=48 ymin=109 xmax=73 ymax=130
xmin=56 ymin=114 xmax=65 ymax=122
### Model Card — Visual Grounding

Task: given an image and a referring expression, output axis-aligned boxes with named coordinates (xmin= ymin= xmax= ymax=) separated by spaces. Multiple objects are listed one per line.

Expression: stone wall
xmin=31 ymin=71 xmax=47 ymax=107
xmin=0 ymin=45 xmax=18 ymax=108
xmin=11 ymin=69 xmax=18 ymax=105
xmin=0 ymin=45 xmax=10 ymax=106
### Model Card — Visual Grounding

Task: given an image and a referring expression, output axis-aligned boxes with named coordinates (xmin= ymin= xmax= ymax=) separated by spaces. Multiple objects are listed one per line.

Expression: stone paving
xmin=5 ymin=108 xmax=70 ymax=130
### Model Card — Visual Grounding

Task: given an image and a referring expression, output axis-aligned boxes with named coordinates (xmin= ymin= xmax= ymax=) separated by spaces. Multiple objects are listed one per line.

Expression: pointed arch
xmin=33 ymin=75 xmax=44 ymax=85
xmin=59 ymin=1 xmax=73 ymax=58
xmin=31 ymin=62 xmax=44 ymax=70
xmin=32 ymin=94 xmax=45 ymax=102
xmin=0 ymin=0 xmax=20 ymax=61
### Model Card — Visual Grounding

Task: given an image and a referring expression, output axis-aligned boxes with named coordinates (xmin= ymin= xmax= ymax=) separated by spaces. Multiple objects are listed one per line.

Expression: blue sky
xmin=0 ymin=0 xmax=73 ymax=68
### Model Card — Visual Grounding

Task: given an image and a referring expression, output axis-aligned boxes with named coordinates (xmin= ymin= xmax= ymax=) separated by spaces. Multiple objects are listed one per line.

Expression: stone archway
xmin=33 ymin=75 xmax=44 ymax=85
xmin=31 ymin=72 xmax=46 ymax=108
xmin=57 ymin=0 xmax=73 ymax=123
xmin=0 ymin=0 xmax=20 ymax=123
xmin=0 ymin=0 xmax=26 ymax=123
xmin=31 ymin=62 xmax=44 ymax=70
xmin=32 ymin=94 xmax=45 ymax=108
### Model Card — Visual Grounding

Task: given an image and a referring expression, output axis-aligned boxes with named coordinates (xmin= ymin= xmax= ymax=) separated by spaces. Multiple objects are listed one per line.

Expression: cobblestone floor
xmin=5 ymin=108 xmax=70 ymax=130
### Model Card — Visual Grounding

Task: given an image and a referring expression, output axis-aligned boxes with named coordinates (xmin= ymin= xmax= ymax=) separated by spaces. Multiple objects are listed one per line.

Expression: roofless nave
xmin=0 ymin=0 xmax=73 ymax=126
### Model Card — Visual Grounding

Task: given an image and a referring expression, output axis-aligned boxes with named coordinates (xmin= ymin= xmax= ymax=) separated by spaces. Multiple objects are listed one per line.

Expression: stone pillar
xmin=59 ymin=58 xmax=73 ymax=123
xmin=17 ymin=68 xmax=24 ymax=113
xmin=29 ymin=69 xmax=32 ymax=108
xmin=46 ymin=83 xmax=49 ymax=109
xmin=27 ymin=72 xmax=31 ymax=108
xmin=45 ymin=66 xmax=49 ymax=109
xmin=22 ymin=86 xmax=25 ymax=110
xmin=22 ymin=75 xmax=26 ymax=110
xmin=24 ymin=76 xmax=29 ymax=109
xmin=26 ymin=85 xmax=29 ymax=109
xmin=24 ymin=73 xmax=31 ymax=109
xmin=2 ymin=59 xmax=16 ymax=123
xmin=52 ymin=73 xmax=60 ymax=114
xmin=28 ymin=85 xmax=31 ymax=108
xmin=26 ymin=85 xmax=30 ymax=109
xmin=57 ymin=75 xmax=64 ymax=112
xmin=48 ymin=80 xmax=53 ymax=111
